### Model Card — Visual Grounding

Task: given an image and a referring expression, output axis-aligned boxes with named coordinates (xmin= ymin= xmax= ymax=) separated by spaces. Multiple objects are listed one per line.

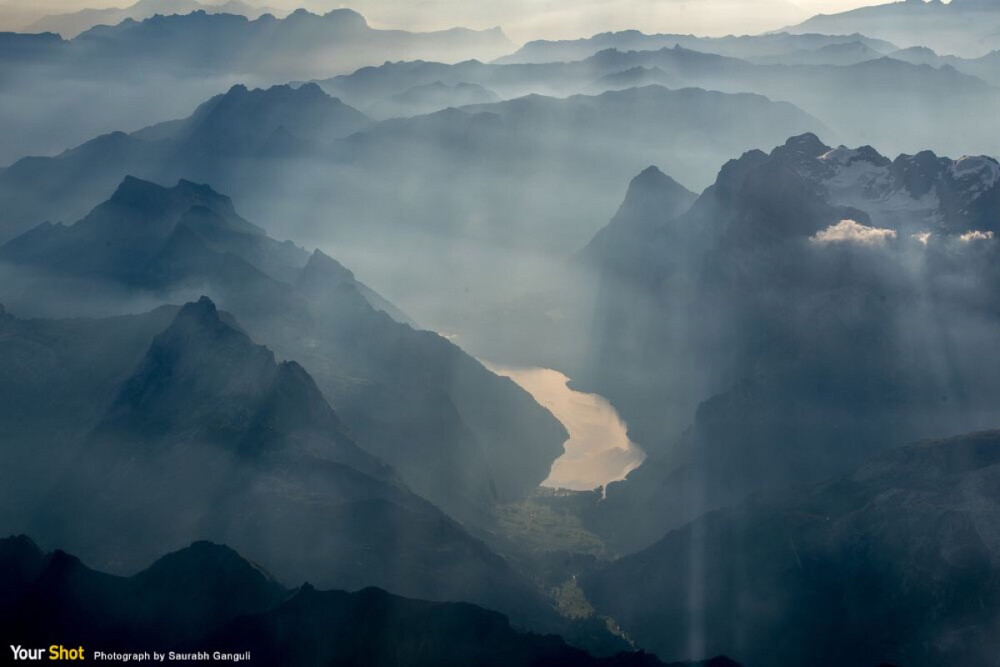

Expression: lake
xmin=485 ymin=364 xmax=645 ymax=492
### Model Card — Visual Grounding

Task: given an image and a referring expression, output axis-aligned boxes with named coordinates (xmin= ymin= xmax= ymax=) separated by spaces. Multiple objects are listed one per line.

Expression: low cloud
xmin=959 ymin=230 xmax=995 ymax=242
xmin=811 ymin=219 xmax=897 ymax=246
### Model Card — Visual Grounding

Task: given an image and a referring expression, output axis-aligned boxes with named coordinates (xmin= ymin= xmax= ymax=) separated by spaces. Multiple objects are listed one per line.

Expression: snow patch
xmin=949 ymin=156 xmax=1000 ymax=198
xmin=819 ymin=145 xmax=864 ymax=166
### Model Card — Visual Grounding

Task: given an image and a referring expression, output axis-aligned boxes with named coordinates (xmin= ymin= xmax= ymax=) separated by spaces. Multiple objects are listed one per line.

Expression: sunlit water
xmin=484 ymin=364 xmax=646 ymax=491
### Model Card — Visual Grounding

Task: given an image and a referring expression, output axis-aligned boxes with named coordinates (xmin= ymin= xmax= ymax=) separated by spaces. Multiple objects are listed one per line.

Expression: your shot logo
xmin=10 ymin=645 xmax=85 ymax=661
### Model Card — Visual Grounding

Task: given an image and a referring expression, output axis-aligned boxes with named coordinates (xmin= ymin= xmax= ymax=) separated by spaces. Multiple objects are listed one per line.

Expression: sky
xmin=0 ymin=0 xmax=896 ymax=41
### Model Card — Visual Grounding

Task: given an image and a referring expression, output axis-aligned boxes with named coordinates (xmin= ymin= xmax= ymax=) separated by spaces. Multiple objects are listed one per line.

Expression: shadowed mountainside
xmin=583 ymin=430 xmax=1000 ymax=667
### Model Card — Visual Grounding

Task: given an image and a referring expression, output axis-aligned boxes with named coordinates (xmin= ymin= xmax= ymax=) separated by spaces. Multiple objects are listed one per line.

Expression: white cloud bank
xmin=959 ymin=230 xmax=995 ymax=242
xmin=811 ymin=219 xmax=897 ymax=246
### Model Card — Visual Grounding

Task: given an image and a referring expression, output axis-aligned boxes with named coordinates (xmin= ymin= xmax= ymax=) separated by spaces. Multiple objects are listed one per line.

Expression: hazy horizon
xmin=1 ymin=0 xmax=897 ymax=42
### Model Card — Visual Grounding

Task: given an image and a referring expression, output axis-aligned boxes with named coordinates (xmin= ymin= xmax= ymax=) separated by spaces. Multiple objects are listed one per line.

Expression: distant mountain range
xmin=783 ymin=0 xmax=1000 ymax=58
xmin=321 ymin=44 xmax=1000 ymax=162
xmin=0 ymin=8 xmax=513 ymax=164
xmin=887 ymin=45 xmax=1000 ymax=85
xmin=0 ymin=536 xmax=738 ymax=667
xmin=26 ymin=0 xmax=287 ymax=39
xmin=495 ymin=31 xmax=898 ymax=65
xmin=4 ymin=8 xmax=512 ymax=78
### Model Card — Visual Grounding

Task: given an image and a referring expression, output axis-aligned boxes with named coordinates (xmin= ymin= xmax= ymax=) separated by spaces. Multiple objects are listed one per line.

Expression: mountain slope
xmin=582 ymin=430 xmax=1000 ymax=667
xmin=366 ymin=81 xmax=501 ymax=120
xmin=0 ymin=304 xmax=181 ymax=529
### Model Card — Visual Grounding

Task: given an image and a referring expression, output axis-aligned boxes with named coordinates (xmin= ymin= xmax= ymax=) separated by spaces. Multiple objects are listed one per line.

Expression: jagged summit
xmin=109 ymin=176 xmax=241 ymax=221
xmin=155 ymin=82 xmax=370 ymax=155
xmin=700 ymin=134 xmax=1000 ymax=238
xmin=818 ymin=144 xmax=891 ymax=168
xmin=168 ymin=295 xmax=235 ymax=333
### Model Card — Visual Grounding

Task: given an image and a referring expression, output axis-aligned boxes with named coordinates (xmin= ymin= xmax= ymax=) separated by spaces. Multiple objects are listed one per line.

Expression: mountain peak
xmin=621 ymin=166 xmax=697 ymax=211
xmin=580 ymin=165 xmax=697 ymax=265
xmin=42 ymin=549 xmax=86 ymax=576
xmin=138 ymin=539 xmax=281 ymax=590
xmin=97 ymin=296 xmax=282 ymax=443
xmin=175 ymin=178 xmax=226 ymax=199
xmin=110 ymin=174 xmax=165 ymax=204
xmin=779 ymin=132 xmax=831 ymax=158
xmin=0 ymin=534 xmax=43 ymax=562
xmin=322 ymin=8 xmax=368 ymax=28
xmin=173 ymin=295 xmax=221 ymax=327
xmin=634 ymin=164 xmax=667 ymax=181
xmin=297 ymin=249 xmax=357 ymax=292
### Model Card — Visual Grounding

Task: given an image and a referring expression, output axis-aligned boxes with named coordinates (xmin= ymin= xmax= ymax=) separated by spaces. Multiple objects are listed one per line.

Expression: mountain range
xmin=0 ymin=8 xmax=512 ymax=164
xmin=0 ymin=81 xmax=825 ymax=338
xmin=0 ymin=176 xmax=568 ymax=543
xmin=7 ymin=8 xmax=512 ymax=78
xmin=495 ymin=31 xmax=897 ymax=65
xmin=887 ymin=45 xmax=1000 ymax=85
xmin=27 ymin=0 xmax=287 ymax=39
xmin=0 ymin=536 xmax=738 ymax=667
xmin=322 ymin=44 xmax=1000 ymax=165
xmin=783 ymin=0 xmax=1000 ymax=57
